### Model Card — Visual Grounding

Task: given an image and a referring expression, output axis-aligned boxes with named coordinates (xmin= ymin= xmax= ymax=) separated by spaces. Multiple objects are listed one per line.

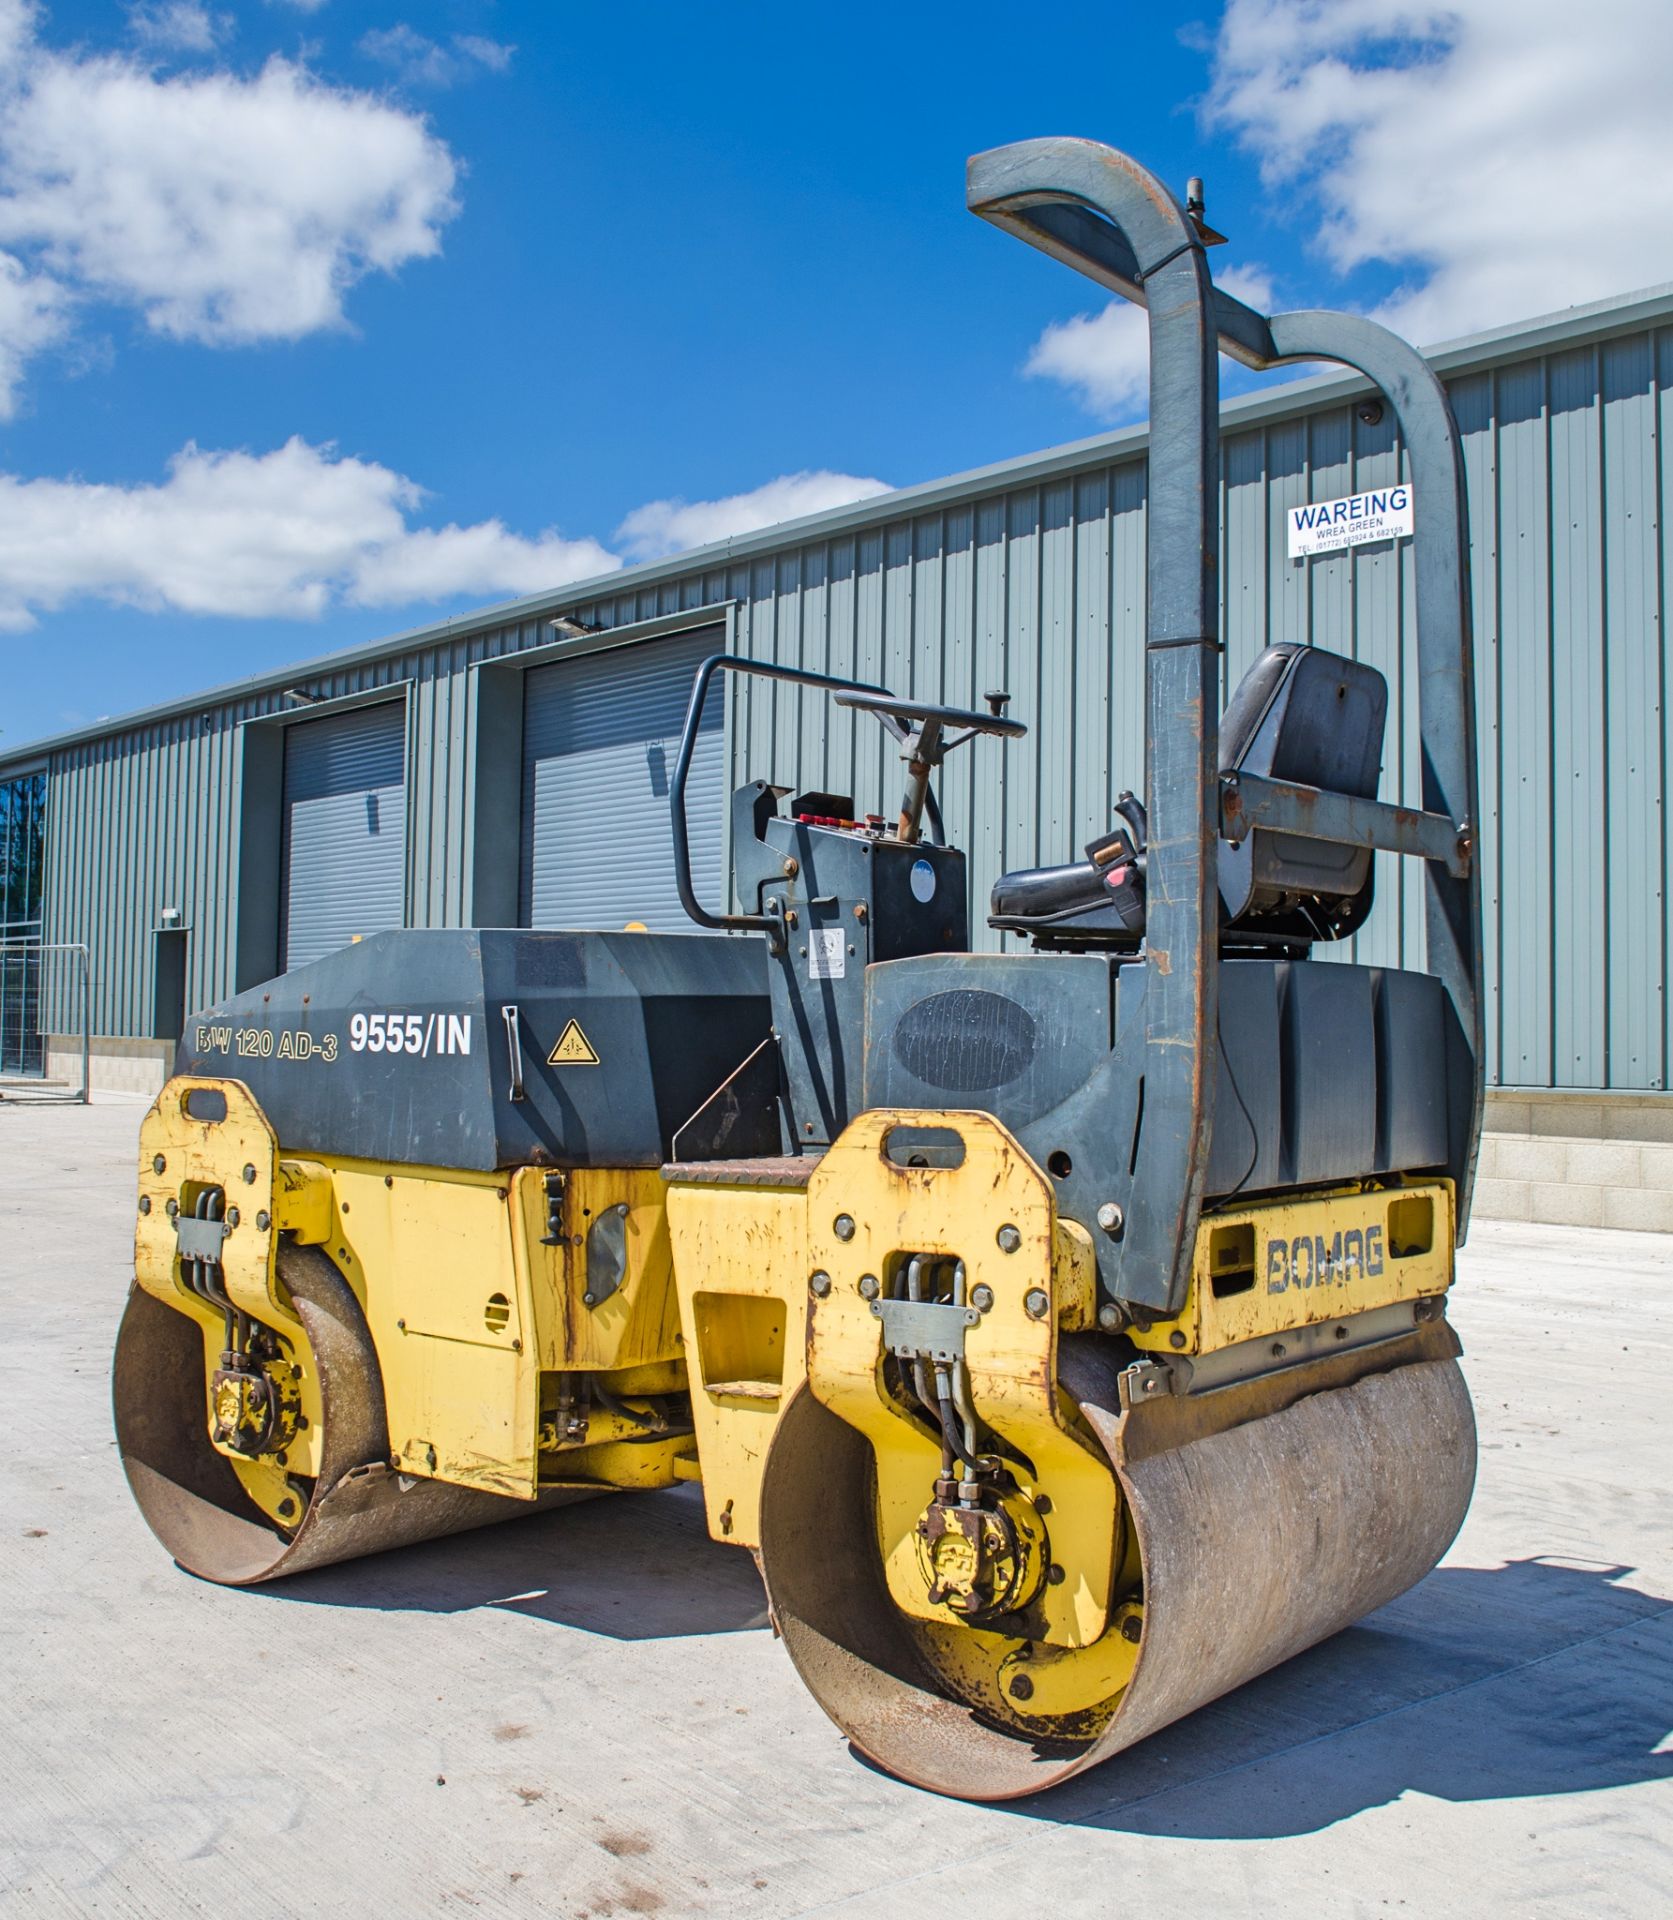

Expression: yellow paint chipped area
xmin=273 ymin=1158 xmax=334 ymax=1244
xmin=135 ymin=1078 xmax=327 ymax=1491
xmin=135 ymin=1076 xmax=286 ymax=1327
xmin=510 ymin=1167 xmax=684 ymax=1375
xmin=323 ymin=1159 xmax=688 ymax=1499
xmin=910 ymin=1599 xmax=1143 ymax=1732
xmin=320 ymin=1158 xmax=538 ymax=1498
xmin=137 ymin=1079 xmax=698 ymax=1504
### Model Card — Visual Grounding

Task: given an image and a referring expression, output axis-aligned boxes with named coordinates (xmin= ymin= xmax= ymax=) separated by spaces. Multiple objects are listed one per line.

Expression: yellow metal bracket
xmin=664 ymin=1175 xmax=810 ymax=1549
xmin=135 ymin=1076 xmax=294 ymax=1328
xmin=134 ymin=1078 xmax=327 ymax=1491
xmin=510 ymin=1166 xmax=684 ymax=1374
xmin=1133 ymin=1178 xmax=1456 ymax=1357
xmin=805 ymin=1109 xmax=1117 ymax=1650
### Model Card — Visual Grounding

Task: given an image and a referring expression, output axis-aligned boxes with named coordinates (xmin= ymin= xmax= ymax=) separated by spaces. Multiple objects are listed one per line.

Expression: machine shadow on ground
xmin=256 ymin=1482 xmax=773 ymax=1639
xmin=978 ymin=1557 xmax=1673 ymax=1839
xmin=240 ymin=1490 xmax=1673 ymax=1834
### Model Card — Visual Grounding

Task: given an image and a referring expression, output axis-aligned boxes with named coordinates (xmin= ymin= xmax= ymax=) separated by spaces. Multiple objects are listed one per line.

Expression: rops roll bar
xmin=967 ymin=137 xmax=1483 ymax=1312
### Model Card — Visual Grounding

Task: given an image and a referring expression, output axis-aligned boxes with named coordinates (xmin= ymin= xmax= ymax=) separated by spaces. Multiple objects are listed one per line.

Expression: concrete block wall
xmin=1474 ymin=1092 xmax=1673 ymax=1233
xmin=44 ymin=1034 xmax=170 ymax=1098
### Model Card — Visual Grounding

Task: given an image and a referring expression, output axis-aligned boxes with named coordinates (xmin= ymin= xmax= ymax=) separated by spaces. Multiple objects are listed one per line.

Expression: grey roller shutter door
xmin=521 ymin=629 xmax=725 ymax=932
xmin=281 ymin=701 xmax=406 ymax=969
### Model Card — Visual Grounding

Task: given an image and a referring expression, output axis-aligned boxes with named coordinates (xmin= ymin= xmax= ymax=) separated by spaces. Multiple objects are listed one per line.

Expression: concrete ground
xmin=2 ymin=1097 xmax=1669 ymax=1919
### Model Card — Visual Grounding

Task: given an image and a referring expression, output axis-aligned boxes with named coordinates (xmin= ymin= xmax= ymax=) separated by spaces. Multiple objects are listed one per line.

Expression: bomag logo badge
xmin=1265 ymin=1224 xmax=1385 ymax=1293
xmin=548 ymin=1019 xmax=600 ymax=1066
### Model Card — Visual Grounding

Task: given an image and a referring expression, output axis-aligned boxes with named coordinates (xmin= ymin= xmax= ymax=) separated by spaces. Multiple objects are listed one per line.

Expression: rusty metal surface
xmin=661 ymin=1157 xmax=818 ymax=1189
xmin=114 ymin=1246 xmax=576 ymax=1587
xmin=1098 ymin=1315 xmax=1462 ymax=1465
xmin=967 ymin=139 xmax=1223 ymax=1319
xmin=1220 ymin=771 xmax=1470 ymax=878
xmin=1086 ymin=1354 xmax=1476 ymax=1764
xmin=757 ymin=1349 xmax=1475 ymax=1801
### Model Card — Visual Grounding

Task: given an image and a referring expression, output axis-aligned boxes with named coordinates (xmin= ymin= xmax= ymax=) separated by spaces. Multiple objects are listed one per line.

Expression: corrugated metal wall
xmin=30 ymin=305 xmax=1673 ymax=1092
xmin=46 ymin=709 xmax=244 ymax=1038
xmin=720 ymin=325 xmax=1671 ymax=1094
xmin=39 ymin=593 xmax=739 ymax=1038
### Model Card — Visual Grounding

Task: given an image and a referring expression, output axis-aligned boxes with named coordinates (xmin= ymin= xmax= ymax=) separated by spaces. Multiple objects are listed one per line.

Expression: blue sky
xmin=1 ymin=0 xmax=1667 ymax=748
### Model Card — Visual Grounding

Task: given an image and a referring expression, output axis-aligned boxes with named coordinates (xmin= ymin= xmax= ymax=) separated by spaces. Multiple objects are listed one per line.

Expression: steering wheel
xmin=670 ymin=654 xmax=1032 ymax=938
xmin=834 ymin=690 xmax=1028 ymax=841
xmin=833 ymin=690 xmax=1028 ymax=748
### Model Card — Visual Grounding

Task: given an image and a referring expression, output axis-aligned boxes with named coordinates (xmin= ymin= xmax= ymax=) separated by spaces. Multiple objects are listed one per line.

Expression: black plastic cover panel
xmin=174 ymin=928 xmax=769 ymax=1171
xmin=867 ymin=953 xmax=1114 ymax=1131
xmin=864 ymin=952 xmax=1455 ymax=1211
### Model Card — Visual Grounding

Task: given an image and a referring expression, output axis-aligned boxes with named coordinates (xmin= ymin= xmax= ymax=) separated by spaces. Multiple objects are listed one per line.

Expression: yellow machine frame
xmin=136 ymin=1077 xmax=1453 ymax=1544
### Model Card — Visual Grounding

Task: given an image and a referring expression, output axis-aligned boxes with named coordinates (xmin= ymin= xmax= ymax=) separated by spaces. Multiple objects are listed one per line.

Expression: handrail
xmin=1258 ymin=309 xmax=1484 ymax=1219
xmin=669 ymin=655 xmax=892 ymax=937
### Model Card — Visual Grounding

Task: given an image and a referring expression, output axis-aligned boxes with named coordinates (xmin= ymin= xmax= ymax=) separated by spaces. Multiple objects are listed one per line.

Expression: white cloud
xmin=616 ymin=470 xmax=893 ymax=562
xmin=0 ymin=51 xmax=457 ymax=345
xmin=454 ymin=35 xmax=513 ymax=74
xmin=1026 ymin=264 xmax=1276 ymax=419
xmin=127 ymin=3 xmax=228 ymax=53
xmin=349 ymin=518 xmax=615 ymax=608
xmin=0 ymin=5 xmax=461 ymax=406
xmin=0 ymin=246 xmax=68 ymax=410
xmin=0 ymin=1 xmax=31 ymax=66
xmin=0 ymin=437 xmax=618 ymax=630
xmin=0 ymin=448 xmax=905 ymax=628
xmin=1204 ymin=0 xmax=1673 ymax=343
xmin=1025 ymin=302 xmax=1146 ymax=419
xmin=359 ymin=25 xmax=513 ymax=89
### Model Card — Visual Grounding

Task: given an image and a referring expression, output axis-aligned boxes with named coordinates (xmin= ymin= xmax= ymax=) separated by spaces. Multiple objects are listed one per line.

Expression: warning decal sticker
xmin=808 ymin=929 xmax=847 ymax=981
xmin=548 ymin=1019 xmax=600 ymax=1066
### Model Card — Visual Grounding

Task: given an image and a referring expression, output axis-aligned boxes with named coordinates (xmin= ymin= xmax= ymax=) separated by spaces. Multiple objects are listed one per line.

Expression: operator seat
xmin=989 ymin=643 xmax=1388 ymax=948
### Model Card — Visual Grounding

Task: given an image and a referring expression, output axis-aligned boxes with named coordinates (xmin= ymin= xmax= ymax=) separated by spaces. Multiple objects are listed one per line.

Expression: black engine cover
xmin=174 ymin=928 xmax=769 ymax=1172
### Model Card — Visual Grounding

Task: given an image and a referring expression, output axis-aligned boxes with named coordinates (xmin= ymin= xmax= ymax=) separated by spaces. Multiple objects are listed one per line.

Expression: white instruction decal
xmin=1287 ymin=484 xmax=1413 ymax=559
xmin=809 ymin=929 xmax=846 ymax=981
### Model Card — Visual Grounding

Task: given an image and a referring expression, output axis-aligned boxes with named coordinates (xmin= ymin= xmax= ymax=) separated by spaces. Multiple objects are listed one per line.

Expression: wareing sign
xmin=1287 ymin=484 xmax=1414 ymax=559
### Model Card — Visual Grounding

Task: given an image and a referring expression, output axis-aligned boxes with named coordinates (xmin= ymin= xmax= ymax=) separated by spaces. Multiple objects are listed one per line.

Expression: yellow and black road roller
xmin=115 ymin=135 xmax=1483 ymax=1800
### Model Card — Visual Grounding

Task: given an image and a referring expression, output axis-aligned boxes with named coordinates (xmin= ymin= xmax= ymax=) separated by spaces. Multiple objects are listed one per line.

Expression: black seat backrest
xmin=1218 ymin=643 xmax=1388 ymax=937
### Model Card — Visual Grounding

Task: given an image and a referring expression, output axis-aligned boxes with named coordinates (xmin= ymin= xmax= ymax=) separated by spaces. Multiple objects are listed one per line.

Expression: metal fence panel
xmin=0 ymin=942 xmax=88 ymax=1100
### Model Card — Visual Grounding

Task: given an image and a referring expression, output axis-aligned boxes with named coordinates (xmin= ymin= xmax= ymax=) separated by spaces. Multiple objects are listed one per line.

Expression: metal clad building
xmin=3 ymin=286 xmax=1670 ymax=1116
